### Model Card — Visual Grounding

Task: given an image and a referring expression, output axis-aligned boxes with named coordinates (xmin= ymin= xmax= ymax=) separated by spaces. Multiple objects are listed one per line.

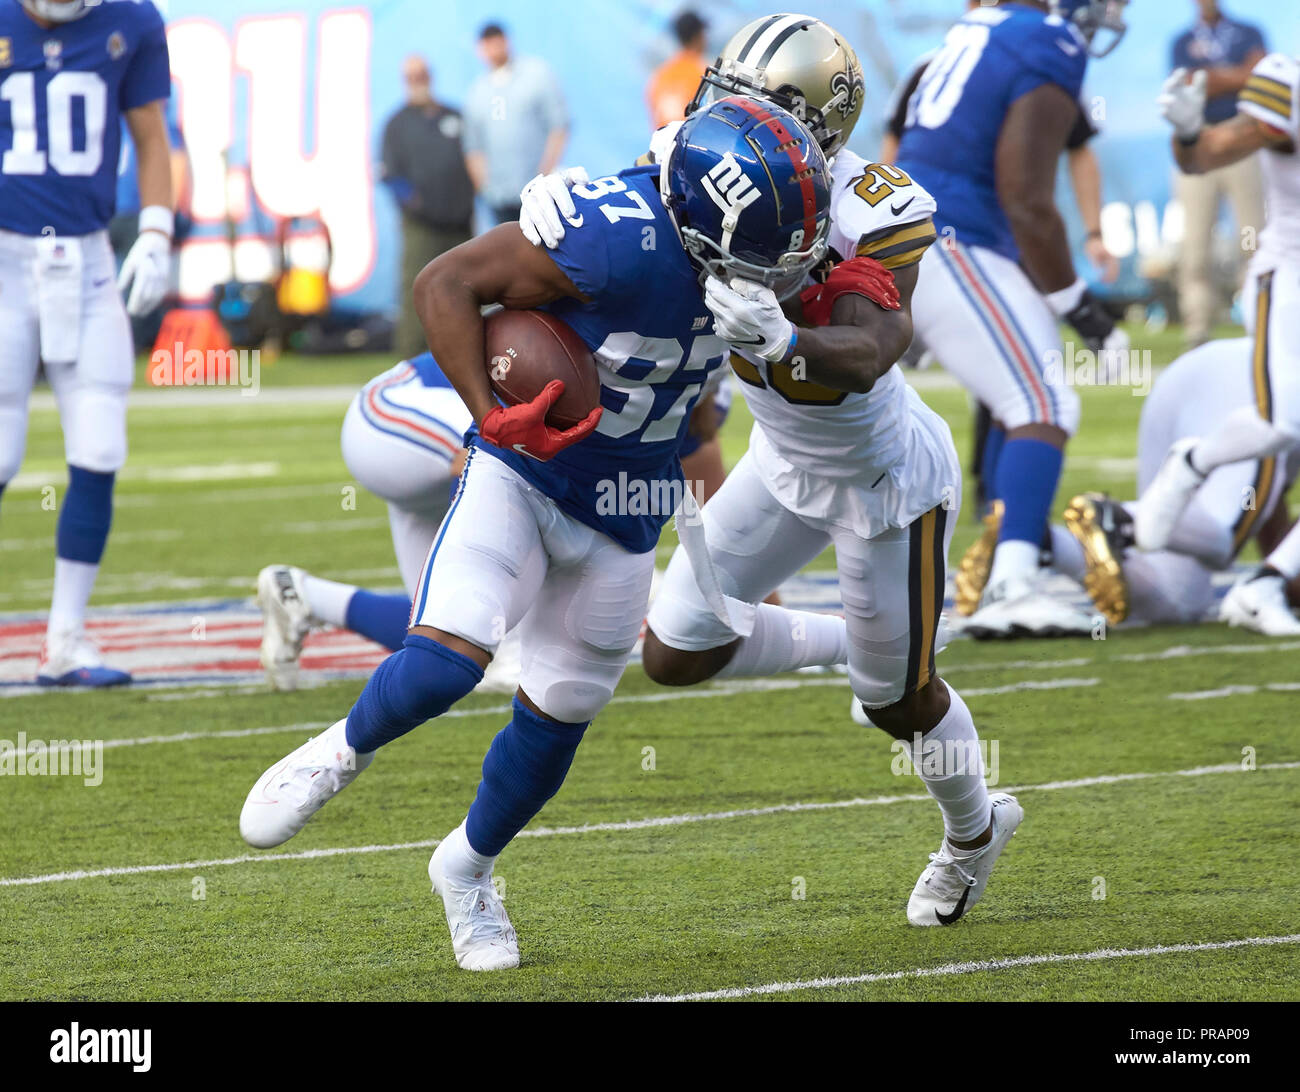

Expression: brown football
xmin=483 ymin=309 xmax=601 ymax=429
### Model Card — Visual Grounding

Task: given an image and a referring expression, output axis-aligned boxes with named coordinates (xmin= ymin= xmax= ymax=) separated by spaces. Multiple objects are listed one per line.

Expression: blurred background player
xmin=880 ymin=0 xmax=1120 ymax=516
xmin=1135 ymin=51 xmax=1300 ymax=626
xmin=1169 ymin=0 xmax=1268 ymax=350
xmin=240 ymin=98 xmax=836 ymax=971
xmin=0 ymin=0 xmax=173 ymax=686
xmin=894 ymin=0 xmax=1130 ymax=640
xmin=1058 ymin=338 xmax=1300 ymax=634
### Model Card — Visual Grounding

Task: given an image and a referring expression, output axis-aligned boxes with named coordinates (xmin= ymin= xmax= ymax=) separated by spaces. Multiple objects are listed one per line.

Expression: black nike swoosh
xmin=729 ymin=335 xmax=765 ymax=347
xmin=890 ymin=197 xmax=916 ymax=216
xmin=935 ymin=884 xmax=971 ymax=925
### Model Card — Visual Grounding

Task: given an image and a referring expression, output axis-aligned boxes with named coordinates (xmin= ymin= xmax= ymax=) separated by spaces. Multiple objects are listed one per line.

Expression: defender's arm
xmin=1173 ymin=113 xmax=1287 ymax=174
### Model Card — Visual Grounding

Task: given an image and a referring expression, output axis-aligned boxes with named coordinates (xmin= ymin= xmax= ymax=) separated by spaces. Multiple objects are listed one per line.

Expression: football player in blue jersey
xmin=0 ymin=0 xmax=173 ymax=686
xmin=896 ymin=0 xmax=1130 ymax=639
xmin=240 ymin=97 xmax=839 ymax=971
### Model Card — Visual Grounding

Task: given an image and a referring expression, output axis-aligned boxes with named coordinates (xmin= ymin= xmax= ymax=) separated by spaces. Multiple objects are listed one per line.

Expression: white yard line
xmin=2 ymin=759 xmax=1294 ymax=888
xmin=1170 ymin=682 xmax=1300 ymax=701
xmin=4 ymin=676 xmax=1102 ymax=756
xmin=637 ymin=934 xmax=1300 ymax=1002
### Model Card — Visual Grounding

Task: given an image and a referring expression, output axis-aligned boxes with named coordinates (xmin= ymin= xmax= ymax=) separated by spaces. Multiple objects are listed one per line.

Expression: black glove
xmin=1064 ymin=290 xmax=1117 ymax=352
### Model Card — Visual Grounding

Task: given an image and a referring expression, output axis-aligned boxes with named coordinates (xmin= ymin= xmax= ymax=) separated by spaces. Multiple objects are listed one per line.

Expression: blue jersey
xmin=896 ymin=2 xmax=1086 ymax=262
xmin=472 ymin=165 xmax=726 ymax=553
xmin=405 ymin=351 xmax=457 ymax=391
xmin=0 ymin=0 xmax=171 ymax=236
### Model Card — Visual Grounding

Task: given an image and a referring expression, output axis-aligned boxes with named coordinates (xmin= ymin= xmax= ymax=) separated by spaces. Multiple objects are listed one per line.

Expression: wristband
xmin=1176 ymin=130 xmax=1203 ymax=147
xmin=1045 ymin=278 xmax=1088 ymax=318
xmin=1085 ymin=229 xmax=1103 ymax=242
xmin=784 ymin=323 xmax=798 ymax=359
xmin=138 ymin=204 xmax=174 ymax=238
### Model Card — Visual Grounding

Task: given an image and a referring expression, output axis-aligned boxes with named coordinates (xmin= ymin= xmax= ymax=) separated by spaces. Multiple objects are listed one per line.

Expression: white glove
xmin=1158 ymin=68 xmax=1208 ymax=141
xmin=518 ymin=166 xmax=590 ymax=248
xmin=1096 ymin=325 xmax=1131 ymax=385
xmin=705 ymin=275 xmax=795 ymax=362
xmin=117 ymin=205 xmax=173 ymax=316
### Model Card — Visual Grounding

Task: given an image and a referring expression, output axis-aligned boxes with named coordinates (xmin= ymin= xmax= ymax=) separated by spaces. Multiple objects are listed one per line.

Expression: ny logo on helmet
xmin=701 ymin=152 xmax=761 ymax=243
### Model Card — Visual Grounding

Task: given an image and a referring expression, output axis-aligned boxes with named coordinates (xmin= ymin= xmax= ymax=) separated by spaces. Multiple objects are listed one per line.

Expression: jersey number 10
xmin=1 ymin=71 xmax=107 ymax=177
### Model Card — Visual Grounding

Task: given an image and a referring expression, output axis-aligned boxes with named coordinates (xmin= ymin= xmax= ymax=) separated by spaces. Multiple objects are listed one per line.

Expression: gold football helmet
xmin=689 ymin=14 xmax=865 ymax=158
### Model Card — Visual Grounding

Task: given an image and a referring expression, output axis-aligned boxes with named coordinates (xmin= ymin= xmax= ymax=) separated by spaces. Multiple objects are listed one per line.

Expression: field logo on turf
xmin=890 ymin=734 xmax=999 ymax=787
xmin=49 ymin=1023 xmax=150 ymax=1073
xmin=1042 ymin=342 xmax=1152 ymax=396
xmin=0 ymin=733 xmax=102 ymax=787
xmin=149 ymin=343 xmax=261 ymax=396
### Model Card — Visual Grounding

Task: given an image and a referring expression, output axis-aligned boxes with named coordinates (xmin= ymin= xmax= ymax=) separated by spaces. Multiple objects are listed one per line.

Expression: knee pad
xmin=345 ymin=634 xmax=483 ymax=751
xmin=63 ymin=387 xmax=128 ymax=472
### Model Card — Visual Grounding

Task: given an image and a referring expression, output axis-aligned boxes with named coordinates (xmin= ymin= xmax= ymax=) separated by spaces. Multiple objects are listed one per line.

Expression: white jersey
xmin=1238 ymin=53 xmax=1300 ymax=266
xmin=730 ymin=150 xmax=955 ymax=536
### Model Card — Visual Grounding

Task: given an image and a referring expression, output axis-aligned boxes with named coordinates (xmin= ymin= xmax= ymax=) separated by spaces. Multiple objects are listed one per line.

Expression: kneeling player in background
xmin=1057 ymin=338 xmax=1300 ymax=633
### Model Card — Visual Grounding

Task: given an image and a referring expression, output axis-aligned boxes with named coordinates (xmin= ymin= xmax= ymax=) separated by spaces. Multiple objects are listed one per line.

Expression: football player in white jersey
xmin=1056 ymin=339 xmax=1300 ymax=633
xmin=521 ymin=15 xmax=1022 ymax=928
xmin=0 ymin=0 xmax=173 ymax=686
xmin=1136 ymin=55 xmax=1300 ymax=629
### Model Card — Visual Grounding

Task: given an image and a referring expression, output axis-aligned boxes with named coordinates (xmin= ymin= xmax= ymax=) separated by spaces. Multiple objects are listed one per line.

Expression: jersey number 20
xmin=1 ymin=71 xmax=107 ymax=177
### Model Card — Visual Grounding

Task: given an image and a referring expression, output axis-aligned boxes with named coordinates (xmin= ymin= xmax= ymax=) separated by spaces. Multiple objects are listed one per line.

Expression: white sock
xmin=441 ymin=820 xmax=497 ymax=883
xmin=988 ymin=539 xmax=1040 ymax=589
xmin=1167 ymin=498 xmax=1235 ymax=569
xmin=909 ymin=687 xmax=991 ymax=844
xmin=1189 ymin=407 xmax=1294 ymax=476
xmin=1265 ymin=518 xmax=1300 ymax=581
xmin=1048 ymin=524 xmax=1086 ymax=582
xmin=713 ymin=605 xmax=847 ymax=678
xmin=47 ymin=557 xmax=98 ymax=638
xmin=301 ymin=574 xmax=358 ymax=627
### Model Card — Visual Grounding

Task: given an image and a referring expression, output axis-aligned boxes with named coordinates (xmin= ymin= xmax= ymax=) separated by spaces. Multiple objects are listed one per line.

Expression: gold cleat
xmin=955 ymin=500 xmax=1003 ymax=616
xmin=1063 ymin=492 xmax=1132 ymax=626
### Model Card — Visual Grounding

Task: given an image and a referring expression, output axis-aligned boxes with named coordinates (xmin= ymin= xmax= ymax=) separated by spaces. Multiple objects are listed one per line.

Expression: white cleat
xmin=36 ymin=629 xmax=131 ymax=688
xmin=963 ymin=576 xmax=1094 ymax=640
xmin=429 ymin=828 xmax=520 ymax=972
xmin=1219 ymin=572 xmax=1300 ymax=636
xmin=239 ymin=719 xmax=373 ymax=848
xmin=908 ymin=793 xmax=1024 ymax=926
xmin=1134 ymin=437 xmax=1204 ymax=552
xmin=257 ymin=564 xmax=317 ymax=691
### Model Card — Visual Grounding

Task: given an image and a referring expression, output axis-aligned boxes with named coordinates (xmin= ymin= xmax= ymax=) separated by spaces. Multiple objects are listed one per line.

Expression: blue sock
xmin=344 ymin=633 xmax=483 ymax=752
xmin=982 ymin=424 xmax=1006 ymax=502
xmin=465 ymin=697 xmax=588 ymax=856
xmin=56 ymin=465 xmax=115 ymax=563
xmin=345 ymin=590 xmax=412 ymax=652
xmin=995 ymin=437 xmax=1063 ymax=545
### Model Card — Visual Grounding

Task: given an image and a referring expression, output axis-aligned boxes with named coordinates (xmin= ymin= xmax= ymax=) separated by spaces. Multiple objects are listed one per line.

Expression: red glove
xmin=798 ymin=255 xmax=901 ymax=327
xmin=480 ymin=379 xmax=602 ymax=461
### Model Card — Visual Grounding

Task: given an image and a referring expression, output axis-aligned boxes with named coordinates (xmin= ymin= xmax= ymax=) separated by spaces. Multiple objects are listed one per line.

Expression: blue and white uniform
xmin=342 ymin=353 xmax=473 ymax=594
xmin=897 ymin=1 xmax=1086 ymax=433
xmin=0 ymin=0 xmax=169 ymax=484
xmin=411 ymin=165 xmax=726 ymax=721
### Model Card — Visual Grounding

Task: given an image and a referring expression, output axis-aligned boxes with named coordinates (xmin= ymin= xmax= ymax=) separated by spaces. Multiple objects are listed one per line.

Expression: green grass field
xmin=2 ymin=323 xmax=1298 ymax=1001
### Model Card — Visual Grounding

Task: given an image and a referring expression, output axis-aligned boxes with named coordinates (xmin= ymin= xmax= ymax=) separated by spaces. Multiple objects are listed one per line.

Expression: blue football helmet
xmin=1051 ymin=0 xmax=1129 ymax=58
xmin=661 ymin=95 xmax=831 ymax=300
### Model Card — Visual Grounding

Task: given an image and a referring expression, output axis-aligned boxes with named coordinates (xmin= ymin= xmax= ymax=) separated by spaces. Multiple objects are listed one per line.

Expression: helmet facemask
xmin=1056 ymin=0 xmax=1129 ymax=58
xmin=675 ymin=218 xmax=829 ymax=301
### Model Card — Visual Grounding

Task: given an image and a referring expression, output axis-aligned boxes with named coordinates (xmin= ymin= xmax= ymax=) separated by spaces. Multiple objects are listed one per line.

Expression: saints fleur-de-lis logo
xmin=829 ymin=65 xmax=864 ymax=120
